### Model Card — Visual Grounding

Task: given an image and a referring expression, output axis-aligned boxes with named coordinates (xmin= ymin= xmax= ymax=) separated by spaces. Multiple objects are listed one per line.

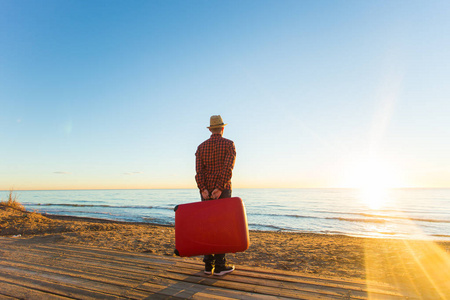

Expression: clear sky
xmin=1 ymin=0 xmax=449 ymax=190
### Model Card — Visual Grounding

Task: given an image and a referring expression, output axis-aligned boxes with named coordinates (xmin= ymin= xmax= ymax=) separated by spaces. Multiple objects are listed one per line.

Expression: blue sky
xmin=1 ymin=0 xmax=449 ymax=190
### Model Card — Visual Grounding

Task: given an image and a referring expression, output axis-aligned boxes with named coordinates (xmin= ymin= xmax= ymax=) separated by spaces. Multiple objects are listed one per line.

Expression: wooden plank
xmin=0 ymin=295 xmax=17 ymax=300
xmin=129 ymin=259 xmax=396 ymax=300
xmin=235 ymin=265 xmax=376 ymax=290
xmin=0 ymin=262 xmax=148 ymax=299
xmin=22 ymin=243 xmax=354 ymax=291
xmin=0 ymin=249 xmax=175 ymax=291
xmin=0 ymin=273 xmax=119 ymax=300
xmin=0 ymin=247 xmax=306 ymax=298
xmin=0 ymin=254 xmax=147 ymax=286
xmin=0 ymin=250 xmax=287 ymax=300
xmin=0 ymin=247 xmax=151 ymax=282
xmin=55 ymin=256 xmax=294 ymax=299
xmin=28 ymin=250 xmax=323 ymax=299
xmin=140 ymin=278 xmax=289 ymax=300
xmin=0 ymin=238 xmax=411 ymax=300
xmin=35 ymin=243 xmax=398 ymax=295
xmin=0 ymin=278 xmax=71 ymax=300
xmin=171 ymin=268 xmax=403 ymax=300
xmin=160 ymin=272 xmax=346 ymax=300
xmin=140 ymin=280 xmax=294 ymax=300
xmin=2 ymin=242 xmax=400 ymax=300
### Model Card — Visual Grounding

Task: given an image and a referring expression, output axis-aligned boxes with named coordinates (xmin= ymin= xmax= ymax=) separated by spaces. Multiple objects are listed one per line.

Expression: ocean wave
xmin=141 ymin=217 xmax=173 ymax=225
xmin=248 ymin=211 xmax=450 ymax=225
xmin=249 ymin=212 xmax=386 ymax=224
xmin=25 ymin=203 xmax=174 ymax=211
xmin=327 ymin=217 xmax=387 ymax=224
xmin=347 ymin=212 xmax=450 ymax=224
xmin=248 ymin=223 xmax=288 ymax=231
xmin=40 ymin=210 xmax=122 ymax=217
xmin=431 ymin=234 xmax=450 ymax=239
xmin=249 ymin=212 xmax=322 ymax=220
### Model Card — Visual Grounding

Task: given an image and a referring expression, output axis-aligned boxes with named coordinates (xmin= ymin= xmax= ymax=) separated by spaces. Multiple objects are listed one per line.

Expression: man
xmin=195 ymin=115 xmax=236 ymax=276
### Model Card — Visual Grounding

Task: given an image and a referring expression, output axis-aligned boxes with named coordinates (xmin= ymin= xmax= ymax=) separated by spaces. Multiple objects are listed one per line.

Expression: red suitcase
xmin=174 ymin=197 xmax=249 ymax=257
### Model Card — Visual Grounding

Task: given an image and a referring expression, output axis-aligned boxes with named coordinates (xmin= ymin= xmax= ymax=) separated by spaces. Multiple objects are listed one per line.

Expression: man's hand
xmin=211 ymin=189 xmax=222 ymax=200
xmin=201 ymin=189 xmax=210 ymax=200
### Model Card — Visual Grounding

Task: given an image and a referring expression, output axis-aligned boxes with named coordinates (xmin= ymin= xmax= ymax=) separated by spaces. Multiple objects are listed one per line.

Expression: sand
xmin=2 ymin=204 xmax=450 ymax=297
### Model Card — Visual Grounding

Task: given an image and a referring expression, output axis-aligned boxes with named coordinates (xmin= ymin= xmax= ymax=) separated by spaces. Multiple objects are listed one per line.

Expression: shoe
xmin=204 ymin=263 xmax=214 ymax=275
xmin=214 ymin=264 xmax=234 ymax=276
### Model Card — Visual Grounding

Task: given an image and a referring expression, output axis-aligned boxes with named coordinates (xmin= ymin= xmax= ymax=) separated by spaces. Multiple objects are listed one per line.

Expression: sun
xmin=343 ymin=157 xmax=402 ymax=209
xmin=359 ymin=185 xmax=390 ymax=210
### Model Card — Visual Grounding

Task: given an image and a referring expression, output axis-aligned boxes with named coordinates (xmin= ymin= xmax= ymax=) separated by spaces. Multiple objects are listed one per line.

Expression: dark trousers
xmin=201 ymin=189 xmax=232 ymax=267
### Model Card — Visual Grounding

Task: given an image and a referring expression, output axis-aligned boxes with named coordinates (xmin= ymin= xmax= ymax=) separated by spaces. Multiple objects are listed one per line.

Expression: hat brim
xmin=207 ymin=123 xmax=227 ymax=129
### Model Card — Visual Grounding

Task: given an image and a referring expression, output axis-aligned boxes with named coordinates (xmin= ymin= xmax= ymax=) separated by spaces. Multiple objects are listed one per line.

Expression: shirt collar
xmin=210 ymin=133 xmax=222 ymax=139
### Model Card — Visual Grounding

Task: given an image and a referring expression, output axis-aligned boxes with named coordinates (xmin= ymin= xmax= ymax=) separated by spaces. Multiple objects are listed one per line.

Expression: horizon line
xmin=2 ymin=187 xmax=449 ymax=192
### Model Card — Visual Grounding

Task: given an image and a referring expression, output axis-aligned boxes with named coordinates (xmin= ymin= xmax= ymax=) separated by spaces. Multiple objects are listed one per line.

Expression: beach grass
xmin=0 ymin=189 xmax=25 ymax=211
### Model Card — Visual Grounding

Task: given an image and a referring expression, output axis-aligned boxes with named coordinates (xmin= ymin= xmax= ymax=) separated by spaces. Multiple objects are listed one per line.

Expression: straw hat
xmin=207 ymin=115 xmax=227 ymax=129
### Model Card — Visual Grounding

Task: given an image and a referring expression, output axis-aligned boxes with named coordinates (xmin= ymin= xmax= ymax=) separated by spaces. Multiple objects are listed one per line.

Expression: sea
xmin=4 ymin=188 xmax=450 ymax=241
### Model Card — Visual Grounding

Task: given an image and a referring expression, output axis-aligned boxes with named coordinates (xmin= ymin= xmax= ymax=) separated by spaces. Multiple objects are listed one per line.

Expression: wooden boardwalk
xmin=0 ymin=237 xmax=408 ymax=299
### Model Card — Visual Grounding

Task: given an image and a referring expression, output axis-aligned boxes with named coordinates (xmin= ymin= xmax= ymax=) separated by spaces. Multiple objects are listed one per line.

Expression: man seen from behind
xmin=195 ymin=115 xmax=236 ymax=276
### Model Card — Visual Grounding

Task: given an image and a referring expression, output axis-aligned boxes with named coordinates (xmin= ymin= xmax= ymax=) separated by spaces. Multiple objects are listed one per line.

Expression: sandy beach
xmin=2 ymin=204 xmax=450 ymax=297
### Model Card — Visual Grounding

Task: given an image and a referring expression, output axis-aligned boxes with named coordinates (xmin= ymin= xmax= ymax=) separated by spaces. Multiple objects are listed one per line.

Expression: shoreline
xmin=42 ymin=213 xmax=174 ymax=227
xmin=42 ymin=212 xmax=450 ymax=242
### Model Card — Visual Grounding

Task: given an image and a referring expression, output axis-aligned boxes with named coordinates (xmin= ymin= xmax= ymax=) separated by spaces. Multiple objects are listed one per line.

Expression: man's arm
xmin=196 ymin=150 xmax=210 ymax=199
xmin=195 ymin=148 xmax=207 ymax=192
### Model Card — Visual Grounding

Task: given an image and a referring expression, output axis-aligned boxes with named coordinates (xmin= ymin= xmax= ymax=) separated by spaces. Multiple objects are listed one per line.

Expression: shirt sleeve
xmin=215 ymin=141 xmax=236 ymax=190
xmin=195 ymin=148 xmax=207 ymax=191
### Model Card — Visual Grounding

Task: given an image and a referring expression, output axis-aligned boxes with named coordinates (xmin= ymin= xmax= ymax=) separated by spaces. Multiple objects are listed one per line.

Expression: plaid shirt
xmin=195 ymin=134 xmax=236 ymax=192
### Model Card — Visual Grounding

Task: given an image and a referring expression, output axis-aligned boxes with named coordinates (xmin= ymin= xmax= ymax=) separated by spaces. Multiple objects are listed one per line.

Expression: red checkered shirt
xmin=195 ymin=134 xmax=236 ymax=192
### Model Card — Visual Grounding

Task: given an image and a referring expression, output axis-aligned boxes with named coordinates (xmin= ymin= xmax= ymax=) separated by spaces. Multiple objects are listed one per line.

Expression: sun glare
xmin=344 ymin=157 xmax=402 ymax=210
xmin=359 ymin=186 xmax=390 ymax=210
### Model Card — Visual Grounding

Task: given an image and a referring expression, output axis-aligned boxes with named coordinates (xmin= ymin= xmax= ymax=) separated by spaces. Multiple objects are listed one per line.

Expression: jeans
xmin=201 ymin=189 xmax=232 ymax=267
